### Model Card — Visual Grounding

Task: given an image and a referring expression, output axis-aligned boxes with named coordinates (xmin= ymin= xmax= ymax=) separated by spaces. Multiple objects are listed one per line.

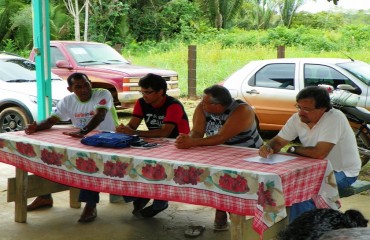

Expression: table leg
xmin=14 ymin=168 xmax=28 ymax=223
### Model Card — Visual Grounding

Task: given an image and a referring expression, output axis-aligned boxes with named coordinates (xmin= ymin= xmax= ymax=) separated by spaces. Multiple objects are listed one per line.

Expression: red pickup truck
xmin=29 ymin=41 xmax=180 ymax=108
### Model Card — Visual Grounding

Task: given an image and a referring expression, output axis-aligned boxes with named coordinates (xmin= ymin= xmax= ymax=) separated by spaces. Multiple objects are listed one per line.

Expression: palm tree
xmin=278 ymin=0 xmax=305 ymax=28
xmin=196 ymin=0 xmax=244 ymax=29
xmin=248 ymin=0 xmax=278 ymax=29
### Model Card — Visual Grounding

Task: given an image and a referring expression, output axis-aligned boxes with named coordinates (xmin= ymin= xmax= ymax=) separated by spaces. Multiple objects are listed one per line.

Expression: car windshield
xmin=0 ymin=59 xmax=62 ymax=82
xmin=337 ymin=61 xmax=370 ymax=85
xmin=66 ymin=44 xmax=130 ymax=66
xmin=0 ymin=60 xmax=36 ymax=82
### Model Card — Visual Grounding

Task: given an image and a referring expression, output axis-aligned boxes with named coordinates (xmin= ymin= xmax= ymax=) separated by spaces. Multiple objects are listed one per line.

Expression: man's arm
xmin=175 ymin=103 xmax=205 ymax=148
xmin=189 ymin=102 xmax=206 ymax=138
xmin=116 ymin=108 xmax=176 ymax=138
xmin=25 ymin=116 xmax=60 ymax=134
xmin=291 ymin=142 xmax=334 ymax=159
xmin=63 ymin=108 xmax=108 ymax=137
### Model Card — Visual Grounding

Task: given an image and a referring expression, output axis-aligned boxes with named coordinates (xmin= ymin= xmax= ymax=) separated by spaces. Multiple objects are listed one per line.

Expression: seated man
xmin=25 ymin=72 xmax=119 ymax=223
xmin=175 ymin=84 xmax=263 ymax=231
xmin=116 ymin=73 xmax=190 ymax=218
xmin=259 ymin=86 xmax=361 ymax=223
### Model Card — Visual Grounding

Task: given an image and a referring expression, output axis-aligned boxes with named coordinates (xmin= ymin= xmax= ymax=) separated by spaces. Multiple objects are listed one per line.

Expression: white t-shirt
xmin=278 ymin=109 xmax=361 ymax=177
xmin=52 ymin=88 xmax=118 ymax=131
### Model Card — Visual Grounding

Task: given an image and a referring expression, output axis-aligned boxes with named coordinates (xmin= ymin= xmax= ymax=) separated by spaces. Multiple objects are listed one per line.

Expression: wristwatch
xmin=80 ymin=127 xmax=89 ymax=135
xmin=287 ymin=146 xmax=296 ymax=154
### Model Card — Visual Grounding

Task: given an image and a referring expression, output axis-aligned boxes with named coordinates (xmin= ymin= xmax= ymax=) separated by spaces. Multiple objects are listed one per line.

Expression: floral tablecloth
xmin=0 ymin=127 xmax=340 ymax=236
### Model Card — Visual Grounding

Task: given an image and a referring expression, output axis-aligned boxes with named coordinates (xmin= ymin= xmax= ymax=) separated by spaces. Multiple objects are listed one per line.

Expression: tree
xmin=196 ymin=0 xmax=244 ymax=29
xmin=277 ymin=0 xmax=304 ymax=28
xmin=88 ymin=0 xmax=128 ymax=44
xmin=248 ymin=0 xmax=278 ymax=30
xmin=63 ymin=0 xmax=87 ymax=41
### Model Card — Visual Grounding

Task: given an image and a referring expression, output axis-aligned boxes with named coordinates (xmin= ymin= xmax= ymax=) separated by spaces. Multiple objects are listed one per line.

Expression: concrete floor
xmin=1 ymin=162 xmax=369 ymax=240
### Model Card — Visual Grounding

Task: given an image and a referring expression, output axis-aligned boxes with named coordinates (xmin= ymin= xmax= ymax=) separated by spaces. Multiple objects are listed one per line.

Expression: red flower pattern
xmin=173 ymin=166 xmax=204 ymax=185
xmin=218 ymin=173 xmax=249 ymax=193
xmin=76 ymin=157 xmax=99 ymax=173
xmin=257 ymin=182 xmax=276 ymax=207
xmin=141 ymin=163 xmax=166 ymax=180
xmin=103 ymin=161 xmax=129 ymax=178
xmin=15 ymin=142 xmax=36 ymax=157
xmin=40 ymin=148 xmax=64 ymax=166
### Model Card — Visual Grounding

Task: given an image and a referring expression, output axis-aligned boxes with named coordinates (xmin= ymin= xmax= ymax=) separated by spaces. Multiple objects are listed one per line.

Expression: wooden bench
xmin=338 ymin=180 xmax=370 ymax=198
xmin=7 ymin=169 xmax=80 ymax=223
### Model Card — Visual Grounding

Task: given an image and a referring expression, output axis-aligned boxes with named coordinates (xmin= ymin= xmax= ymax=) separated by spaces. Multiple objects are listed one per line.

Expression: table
xmin=0 ymin=127 xmax=340 ymax=239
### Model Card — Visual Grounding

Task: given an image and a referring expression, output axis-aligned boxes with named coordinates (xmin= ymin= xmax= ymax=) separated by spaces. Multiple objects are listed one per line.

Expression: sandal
xmin=184 ymin=225 xmax=206 ymax=238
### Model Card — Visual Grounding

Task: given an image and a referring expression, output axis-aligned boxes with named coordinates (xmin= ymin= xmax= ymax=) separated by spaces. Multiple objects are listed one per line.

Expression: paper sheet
xmin=245 ymin=154 xmax=296 ymax=164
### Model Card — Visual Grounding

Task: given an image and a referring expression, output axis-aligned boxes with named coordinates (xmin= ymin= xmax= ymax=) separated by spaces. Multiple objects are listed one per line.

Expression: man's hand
xmin=62 ymin=131 xmax=85 ymax=138
xmin=175 ymin=133 xmax=193 ymax=149
xmin=259 ymin=144 xmax=274 ymax=159
xmin=116 ymin=124 xmax=136 ymax=135
xmin=25 ymin=121 xmax=37 ymax=135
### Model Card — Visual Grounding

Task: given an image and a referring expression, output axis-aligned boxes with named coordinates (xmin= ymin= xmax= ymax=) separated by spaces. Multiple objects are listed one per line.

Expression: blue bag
xmin=81 ymin=132 xmax=139 ymax=148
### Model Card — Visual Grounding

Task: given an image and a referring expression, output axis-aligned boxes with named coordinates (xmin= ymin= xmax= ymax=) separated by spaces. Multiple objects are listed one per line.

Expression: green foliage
xmin=339 ymin=25 xmax=370 ymax=50
xmin=292 ymin=12 xmax=344 ymax=29
xmin=88 ymin=1 xmax=129 ymax=44
xmin=128 ymin=0 xmax=201 ymax=43
xmin=261 ymin=26 xmax=302 ymax=47
xmin=9 ymin=6 xmax=33 ymax=49
xmin=195 ymin=0 xmax=244 ymax=29
xmin=49 ymin=3 xmax=72 ymax=40
xmin=215 ymin=28 xmax=263 ymax=47
xmin=278 ymin=0 xmax=305 ymax=28
xmin=1 ymin=38 xmax=17 ymax=53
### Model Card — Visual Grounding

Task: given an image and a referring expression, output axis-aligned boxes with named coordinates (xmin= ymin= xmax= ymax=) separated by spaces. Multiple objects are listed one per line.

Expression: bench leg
xmin=14 ymin=168 xmax=28 ymax=223
xmin=230 ymin=214 xmax=244 ymax=240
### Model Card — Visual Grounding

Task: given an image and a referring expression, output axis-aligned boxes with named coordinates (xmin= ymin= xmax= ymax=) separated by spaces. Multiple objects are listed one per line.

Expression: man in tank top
xmin=175 ymin=84 xmax=263 ymax=231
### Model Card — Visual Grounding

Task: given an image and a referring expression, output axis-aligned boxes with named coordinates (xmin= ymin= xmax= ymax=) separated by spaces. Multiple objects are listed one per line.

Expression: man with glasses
xmin=116 ymin=73 xmax=190 ymax=218
xmin=175 ymin=84 xmax=263 ymax=231
xmin=259 ymin=86 xmax=361 ymax=223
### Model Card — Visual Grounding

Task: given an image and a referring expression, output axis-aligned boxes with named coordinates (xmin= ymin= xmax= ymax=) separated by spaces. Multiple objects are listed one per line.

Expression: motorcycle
xmin=331 ymin=89 xmax=370 ymax=167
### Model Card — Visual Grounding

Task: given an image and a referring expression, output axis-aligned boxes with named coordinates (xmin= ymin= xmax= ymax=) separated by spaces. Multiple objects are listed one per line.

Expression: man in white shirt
xmin=259 ymin=86 xmax=361 ymax=223
xmin=25 ymin=72 xmax=118 ymax=223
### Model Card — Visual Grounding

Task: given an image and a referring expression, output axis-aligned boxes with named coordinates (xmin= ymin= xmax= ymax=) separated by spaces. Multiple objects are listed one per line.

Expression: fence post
xmin=188 ymin=45 xmax=197 ymax=99
xmin=277 ymin=46 xmax=285 ymax=58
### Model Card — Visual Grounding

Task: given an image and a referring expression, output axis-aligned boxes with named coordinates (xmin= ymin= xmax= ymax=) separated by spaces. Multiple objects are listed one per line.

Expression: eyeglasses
xmin=139 ymin=90 xmax=155 ymax=96
xmin=295 ymin=104 xmax=317 ymax=113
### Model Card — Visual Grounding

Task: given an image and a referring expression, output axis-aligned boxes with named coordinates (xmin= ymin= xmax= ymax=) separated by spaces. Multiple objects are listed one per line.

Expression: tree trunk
xmin=84 ymin=0 xmax=89 ymax=41
xmin=214 ymin=0 xmax=223 ymax=29
xmin=74 ymin=0 xmax=80 ymax=41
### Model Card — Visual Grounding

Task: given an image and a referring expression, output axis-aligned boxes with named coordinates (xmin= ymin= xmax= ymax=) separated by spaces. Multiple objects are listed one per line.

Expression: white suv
xmin=0 ymin=52 xmax=70 ymax=132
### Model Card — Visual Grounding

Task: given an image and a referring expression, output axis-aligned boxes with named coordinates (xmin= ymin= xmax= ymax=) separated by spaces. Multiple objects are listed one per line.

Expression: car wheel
xmin=0 ymin=107 xmax=31 ymax=133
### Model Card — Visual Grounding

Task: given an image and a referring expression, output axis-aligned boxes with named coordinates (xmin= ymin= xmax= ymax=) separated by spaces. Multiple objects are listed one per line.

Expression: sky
xmin=299 ymin=0 xmax=370 ymax=13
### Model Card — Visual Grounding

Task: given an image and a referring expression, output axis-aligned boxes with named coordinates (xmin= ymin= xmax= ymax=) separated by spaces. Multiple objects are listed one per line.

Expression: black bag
xmin=81 ymin=132 xmax=139 ymax=148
